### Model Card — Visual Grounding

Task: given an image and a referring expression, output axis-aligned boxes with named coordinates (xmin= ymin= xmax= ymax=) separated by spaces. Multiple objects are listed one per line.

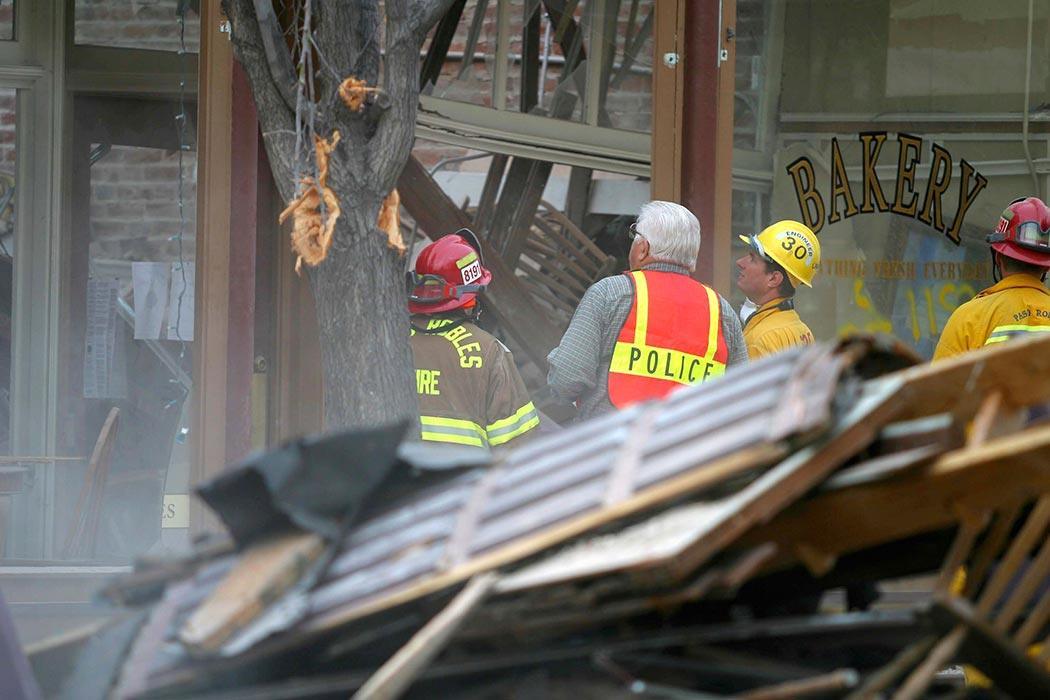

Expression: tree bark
xmin=222 ymin=0 xmax=458 ymax=433
xmin=308 ymin=204 xmax=416 ymax=431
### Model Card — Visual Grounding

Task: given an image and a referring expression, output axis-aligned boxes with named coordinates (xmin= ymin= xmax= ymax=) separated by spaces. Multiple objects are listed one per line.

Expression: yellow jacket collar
xmin=977 ymin=273 xmax=1049 ymax=299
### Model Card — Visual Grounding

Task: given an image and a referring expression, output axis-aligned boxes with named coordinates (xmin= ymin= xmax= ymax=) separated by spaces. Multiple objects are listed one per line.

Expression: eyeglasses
xmin=627 ymin=223 xmax=645 ymax=241
xmin=1016 ymin=221 xmax=1050 ymax=249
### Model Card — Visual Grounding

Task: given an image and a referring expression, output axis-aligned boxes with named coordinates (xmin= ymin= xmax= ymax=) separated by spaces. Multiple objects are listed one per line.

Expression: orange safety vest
xmin=607 ymin=270 xmax=728 ymax=408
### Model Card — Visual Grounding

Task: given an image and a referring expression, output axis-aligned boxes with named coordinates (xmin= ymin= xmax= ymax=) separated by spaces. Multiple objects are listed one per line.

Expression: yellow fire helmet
xmin=738 ymin=220 xmax=821 ymax=288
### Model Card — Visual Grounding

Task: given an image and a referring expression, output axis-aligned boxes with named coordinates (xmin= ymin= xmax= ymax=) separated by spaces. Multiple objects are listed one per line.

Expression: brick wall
xmin=69 ymin=2 xmax=201 ymax=265
xmin=89 ymin=145 xmax=197 ymax=264
xmin=75 ymin=0 xmax=201 ymax=53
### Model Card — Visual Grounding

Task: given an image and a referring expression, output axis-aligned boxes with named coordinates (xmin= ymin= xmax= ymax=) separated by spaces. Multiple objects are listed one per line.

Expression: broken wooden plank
xmin=892 ymin=332 xmax=1050 ymax=421
xmin=820 ymin=445 xmax=942 ymax=492
xmin=737 ymin=668 xmax=859 ymax=699
xmin=872 ymin=413 xmax=962 ymax=455
xmin=520 ymin=3 xmax=540 ymax=113
xmin=398 ymin=154 xmax=562 ymax=368
xmin=352 ymin=574 xmax=496 ymax=700
xmin=742 ymin=423 xmax=1050 ymax=573
xmin=565 ymin=167 xmax=592 ymax=226
xmin=179 ymin=531 xmax=325 ymax=653
xmin=472 ymin=153 xmax=507 ymax=234
xmin=929 ymin=596 xmax=1050 ymax=699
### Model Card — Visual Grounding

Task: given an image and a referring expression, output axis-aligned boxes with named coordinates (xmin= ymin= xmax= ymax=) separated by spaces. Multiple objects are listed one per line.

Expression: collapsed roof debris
xmin=27 ymin=335 xmax=1050 ymax=698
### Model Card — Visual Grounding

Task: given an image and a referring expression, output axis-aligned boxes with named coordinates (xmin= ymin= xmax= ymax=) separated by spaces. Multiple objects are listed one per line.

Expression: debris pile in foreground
xmin=29 ymin=336 xmax=1050 ymax=698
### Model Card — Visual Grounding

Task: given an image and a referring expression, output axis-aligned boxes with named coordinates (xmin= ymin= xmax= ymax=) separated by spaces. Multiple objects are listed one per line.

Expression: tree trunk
xmin=307 ymin=203 xmax=417 ymax=433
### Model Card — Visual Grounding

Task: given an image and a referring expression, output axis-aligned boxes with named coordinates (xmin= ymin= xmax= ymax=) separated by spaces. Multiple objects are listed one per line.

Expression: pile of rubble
xmin=28 ymin=336 xmax=1050 ymax=698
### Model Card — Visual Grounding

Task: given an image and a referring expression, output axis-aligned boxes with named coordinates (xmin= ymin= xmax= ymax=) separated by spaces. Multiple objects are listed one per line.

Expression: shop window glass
xmin=427 ymin=0 xmax=501 ymax=108
xmin=75 ymin=0 xmax=200 ymax=53
xmin=48 ymin=96 xmax=196 ymax=561
xmin=0 ymin=88 xmax=14 ymax=457
xmin=596 ymin=0 xmax=654 ymax=132
xmin=426 ymin=0 xmax=652 ymax=133
xmin=731 ymin=0 xmax=1049 ymax=359
xmin=0 ymin=1 xmax=13 ymax=42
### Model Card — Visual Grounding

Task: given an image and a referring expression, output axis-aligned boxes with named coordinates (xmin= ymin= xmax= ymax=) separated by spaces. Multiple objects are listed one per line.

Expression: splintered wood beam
xmin=565 ymin=167 xmax=593 ymax=227
xmin=473 ymin=154 xmax=507 ymax=233
xmin=737 ymin=669 xmax=859 ymax=700
xmin=928 ymin=597 xmax=1050 ymax=699
xmin=543 ymin=0 xmax=586 ymax=72
xmin=893 ymin=332 xmax=1050 ymax=421
xmin=179 ymin=531 xmax=325 ymax=653
xmin=489 ymin=91 xmax=578 ymax=266
xmin=397 ymin=155 xmax=562 ymax=368
xmin=521 ymin=3 xmax=541 ymax=113
xmin=420 ymin=0 xmax=468 ymax=92
xmin=352 ymin=574 xmax=496 ymax=700
xmin=486 ymin=157 xmax=534 ymax=254
xmin=742 ymin=425 xmax=1050 ymax=573
xmin=596 ymin=0 xmax=623 ymax=125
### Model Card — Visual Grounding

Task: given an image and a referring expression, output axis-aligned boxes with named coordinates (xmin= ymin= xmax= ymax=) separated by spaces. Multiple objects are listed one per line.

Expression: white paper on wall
xmin=83 ymin=276 xmax=125 ymax=399
xmin=167 ymin=261 xmax=195 ymax=342
xmin=131 ymin=262 xmax=170 ymax=340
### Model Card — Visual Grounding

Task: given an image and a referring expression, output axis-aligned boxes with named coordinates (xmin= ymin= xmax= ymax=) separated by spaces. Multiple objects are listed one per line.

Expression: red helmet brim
xmin=991 ymin=240 xmax=1050 ymax=267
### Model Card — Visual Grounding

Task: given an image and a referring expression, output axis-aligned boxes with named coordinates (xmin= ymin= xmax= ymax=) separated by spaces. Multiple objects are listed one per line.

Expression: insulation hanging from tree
xmin=279 ymin=131 xmax=342 ymax=273
xmin=377 ymin=189 xmax=405 ymax=253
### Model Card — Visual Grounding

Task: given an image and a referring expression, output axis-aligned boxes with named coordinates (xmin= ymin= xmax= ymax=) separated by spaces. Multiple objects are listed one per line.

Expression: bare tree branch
xmin=368 ymin=0 xmax=420 ymax=189
xmin=223 ymin=0 xmax=297 ymax=199
xmin=411 ymin=0 xmax=461 ymax=42
xmin=251 ymin=0 xmax=298 ymax=112
xmin=312 ymin=1 xmax=355 ymax=96
xmin=369 ymin=0 xmax=457 ymax=189
xmin=352 ymin=2 xmax=381 ymax=86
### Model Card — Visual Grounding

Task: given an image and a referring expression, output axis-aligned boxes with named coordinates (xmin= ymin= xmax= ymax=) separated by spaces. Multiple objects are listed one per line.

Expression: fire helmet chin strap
xmin=991 ymin=248 xmax=1002 ymax=284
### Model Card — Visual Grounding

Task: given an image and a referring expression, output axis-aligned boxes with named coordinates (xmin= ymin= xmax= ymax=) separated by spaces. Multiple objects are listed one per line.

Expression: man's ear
xmin=768 ymin=269 xmax=784 ymax=290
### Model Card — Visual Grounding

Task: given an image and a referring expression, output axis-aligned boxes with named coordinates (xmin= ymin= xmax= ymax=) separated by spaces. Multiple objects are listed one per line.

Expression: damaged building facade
xmin=0 ymin=1 xmax=1047 ymax=692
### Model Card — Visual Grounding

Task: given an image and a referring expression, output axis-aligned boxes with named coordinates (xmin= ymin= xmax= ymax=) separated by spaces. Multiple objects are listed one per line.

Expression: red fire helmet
xmin=407 ymin=230 xmax=493 ymax=315
xmin=988 ymin=196 xmax=1050 ymax=267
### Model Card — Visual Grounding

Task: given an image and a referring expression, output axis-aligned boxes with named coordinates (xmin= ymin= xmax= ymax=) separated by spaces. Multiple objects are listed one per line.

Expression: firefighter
xmin=735 ymin=220 xmax=821 ymax=360
xmin=547 ymin=201 xmax=747 ymax=420
xmin=408 ymin=231 xmax=539 ymax=448
xmin=934 ymin=196 xmax=1050 ymax=361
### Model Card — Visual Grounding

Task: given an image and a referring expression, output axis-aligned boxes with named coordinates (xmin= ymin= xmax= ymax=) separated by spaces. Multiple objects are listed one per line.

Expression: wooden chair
xmin=845 ymin=499 xmax=1050 ymax=698
xmin=61 ymin=407 xmax=120 ymax=559
xmin=515 ymin=200 xmax=617 ymax=328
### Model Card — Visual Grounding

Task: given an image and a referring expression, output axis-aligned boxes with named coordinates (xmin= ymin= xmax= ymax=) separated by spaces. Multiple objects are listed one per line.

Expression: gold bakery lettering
xmin=786 ymin=133 xmax=988 ymax=245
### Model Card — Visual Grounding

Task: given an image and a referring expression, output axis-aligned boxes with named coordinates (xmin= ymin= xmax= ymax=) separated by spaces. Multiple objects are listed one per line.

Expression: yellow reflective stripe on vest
xmin=420 ymin=415 xmax=487 ymax=447
xmin=704 ymin=285 xmax=721 ymax=362
xmin=985 ymin=324 xmax=1050 ymax=345
xmin=486 ymin=401 xmax=539 ymax=446
xmin=609 ymin=342 xmax=726 ymax=383
xmin=611 ymin=271 xmax=726 ymax=386
xmin=630 ymin=271 xmax=650 ymax=343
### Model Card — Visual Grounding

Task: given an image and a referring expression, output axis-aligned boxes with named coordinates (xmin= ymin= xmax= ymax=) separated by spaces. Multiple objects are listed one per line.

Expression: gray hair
xmin=635 ymin=200 xmax=701 ymax=270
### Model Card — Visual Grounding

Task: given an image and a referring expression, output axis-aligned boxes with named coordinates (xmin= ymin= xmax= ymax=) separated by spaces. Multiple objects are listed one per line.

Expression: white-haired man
xmin=548 ymin=200 xmax=747 ymax=420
